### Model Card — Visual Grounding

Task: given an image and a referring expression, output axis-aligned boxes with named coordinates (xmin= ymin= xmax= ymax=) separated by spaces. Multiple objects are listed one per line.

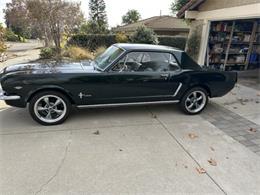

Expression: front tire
xmin=29 ymin=91 xmax=71 ymax=125
xmin=180 ymin=87 xmax=208 ymax=115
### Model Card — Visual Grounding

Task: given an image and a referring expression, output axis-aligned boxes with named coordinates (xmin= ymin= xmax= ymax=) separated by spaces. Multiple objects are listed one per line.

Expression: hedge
xmin=68 ymin=34 xmax=187 ymax=51
xmin=158 ymin=36 xmax=187 ymax=50
xmin=68 ymin=34 xmax=116 ymax=51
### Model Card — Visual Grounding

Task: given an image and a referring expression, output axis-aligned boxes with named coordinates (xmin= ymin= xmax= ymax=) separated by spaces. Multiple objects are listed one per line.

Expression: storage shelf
xmin=210 ymin=31 xmax=231 ymax=33
xmin=233 ymin=31 xmax=252 ymax=33
xmin=230 ymin=42 xmax=250 ymax=45
xmin=209 ymin=63 xmax=246 ymax=66
xmin=226 ymin=63 xmax=246 ymax=65
xmin=209 ymin=41 xmax=229 ymax=44
xmin=210 ymin=53 xmax=247 ymax=55
xmin=208 ymin=19 xmax=260 ymax=71
xmin=209 ymin=42 xmax=251 ymax=45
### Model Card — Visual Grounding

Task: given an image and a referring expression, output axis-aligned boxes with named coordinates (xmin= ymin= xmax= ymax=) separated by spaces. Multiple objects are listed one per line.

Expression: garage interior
xmin=206 ymin=18 xmax=260 ymax=71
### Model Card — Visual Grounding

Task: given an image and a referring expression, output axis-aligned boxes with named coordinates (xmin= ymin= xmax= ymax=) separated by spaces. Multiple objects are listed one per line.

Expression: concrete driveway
xmin=1 ymin=101 xmax=260 ymax=194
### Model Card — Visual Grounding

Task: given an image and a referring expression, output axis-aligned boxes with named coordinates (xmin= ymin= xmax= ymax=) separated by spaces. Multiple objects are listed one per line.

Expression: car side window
xmin=169 ymin=53 xmax=180 ymax=71
xmin=112 ymin=52 xmax=180 ymax=72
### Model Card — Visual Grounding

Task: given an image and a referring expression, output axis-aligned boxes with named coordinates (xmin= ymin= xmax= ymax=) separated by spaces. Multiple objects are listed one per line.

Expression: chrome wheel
xmin=185 ymin=91 xmax=207 ymax=114
xmin=33 ymin=95 xmax=67 ymax=124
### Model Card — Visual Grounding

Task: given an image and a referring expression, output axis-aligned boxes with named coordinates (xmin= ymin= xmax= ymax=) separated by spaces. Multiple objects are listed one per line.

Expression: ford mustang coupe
xmin=0 ymin=44 xmax=237 ymax=125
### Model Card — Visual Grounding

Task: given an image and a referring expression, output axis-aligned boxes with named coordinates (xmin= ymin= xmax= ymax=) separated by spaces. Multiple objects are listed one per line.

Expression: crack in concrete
xmin=145 ymin=107 xmax=227 ymax=195
xmin=34 ymin=131 xmax=72 ymax=195
xmin=0 ymin=122 xmax=160 ymax=136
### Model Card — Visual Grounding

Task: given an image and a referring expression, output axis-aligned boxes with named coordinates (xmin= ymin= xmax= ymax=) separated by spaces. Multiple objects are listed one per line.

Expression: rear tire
xmin=29 ymin=91 xmax=71 ymax=125
xmin=180 ymin=87 xmax=208 ymax=115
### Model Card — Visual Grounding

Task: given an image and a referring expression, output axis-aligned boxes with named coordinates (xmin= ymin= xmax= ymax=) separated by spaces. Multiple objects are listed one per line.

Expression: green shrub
xmin=0 ymin=42 xmax=7 ymax=53
xmin=63 ymin=46 xmax=94 ymax=60
xmin=0 ymin=25 xmax=6 ymax=53
xmin=95 ymin=46 xmax=107 ymax=57
xmin=40 ymin=47 xmax=56 ymax=59
xmin=186 ymin=30 xmax=201 ymax=60
xmin=158 ymin=36 xmax=187 ymax=50
xmin=130 ymin=26 xmax=158 ymax=44
xmin=4 ymin=29 xmax=20 ymax=42
xmin=68 ymin=34 xmax=117 ymax=51
xmin=115 ymin=32 xmax=128 ymax=43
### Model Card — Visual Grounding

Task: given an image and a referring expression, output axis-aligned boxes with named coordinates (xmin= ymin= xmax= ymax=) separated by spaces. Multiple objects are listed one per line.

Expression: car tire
xmin=180 ymin=87 xmax=208 ymax=115
xmin=29 ymin=91 xmax=71 ymax=125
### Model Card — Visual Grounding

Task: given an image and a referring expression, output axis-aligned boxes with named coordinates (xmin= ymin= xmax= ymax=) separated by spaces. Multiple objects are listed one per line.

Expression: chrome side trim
xmin=173 ymin=83 xmax=182 ymax=97
xmin=77 ymin=100 xmax=180 ymax=109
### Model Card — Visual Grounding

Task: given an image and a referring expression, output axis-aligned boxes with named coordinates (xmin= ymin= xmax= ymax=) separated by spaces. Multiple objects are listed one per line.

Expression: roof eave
xmin=177 ymin=0 xmax=205 ymax=18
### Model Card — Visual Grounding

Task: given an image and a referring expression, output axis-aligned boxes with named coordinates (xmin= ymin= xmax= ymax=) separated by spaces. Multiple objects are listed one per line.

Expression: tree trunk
xmin=53 ymin=22 xmax=61 ymax=55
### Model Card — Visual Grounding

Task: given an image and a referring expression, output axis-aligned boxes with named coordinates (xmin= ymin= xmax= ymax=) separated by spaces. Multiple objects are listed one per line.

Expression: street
xmin=0 ymin=40 xmax=43 ymax=69
xmin=0 ymin=84 xmax=260 ymax=194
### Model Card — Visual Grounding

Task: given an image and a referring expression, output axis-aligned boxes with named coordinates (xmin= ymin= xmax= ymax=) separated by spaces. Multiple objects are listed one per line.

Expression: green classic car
xmin=0 ymin=44 xmax=237 ymax=125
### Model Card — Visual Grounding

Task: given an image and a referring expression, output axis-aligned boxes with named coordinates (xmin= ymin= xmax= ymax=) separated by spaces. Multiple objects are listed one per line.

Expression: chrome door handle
xmin=160 ymin=73 xmax=169 ymax=80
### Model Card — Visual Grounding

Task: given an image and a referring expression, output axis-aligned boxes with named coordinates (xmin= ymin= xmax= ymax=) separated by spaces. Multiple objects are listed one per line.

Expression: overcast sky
xmin=0 ymin=0 xmax=173 ymax=27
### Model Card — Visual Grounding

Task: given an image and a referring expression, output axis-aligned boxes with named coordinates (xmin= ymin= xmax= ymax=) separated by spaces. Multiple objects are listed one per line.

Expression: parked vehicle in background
xmin=0 ymin=44 xmax=237 ymax=125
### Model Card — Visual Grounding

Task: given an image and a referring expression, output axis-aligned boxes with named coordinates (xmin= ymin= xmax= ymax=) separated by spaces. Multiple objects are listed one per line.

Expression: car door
xmin=83 ymin=51 xmax=182 ymax=104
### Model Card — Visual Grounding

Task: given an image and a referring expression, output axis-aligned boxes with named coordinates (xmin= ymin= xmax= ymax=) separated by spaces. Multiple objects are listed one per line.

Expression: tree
xmin=0 ymin=24 xmax=7 ymax=53
xmin=80 ymin=23 xmax=90 ymax=34
xmin=26 ymin=0 xmax=52 ymax=46
xmin=170 ymin=0 xmax=189 ymax=14
xmin=122 ymin=9 xmax=141 ymax=25
xmin=130 ymin=26 xmax=158 ymax=45
xmin=27 ymin=0 xmax=84 ymax=52
xmin=4 ymin=0 xmax=31 ymax=40
xmin=4 ymin=0 xmax=84 ymax=52
xmin=88 ymin=0 xmax=108 ymax=34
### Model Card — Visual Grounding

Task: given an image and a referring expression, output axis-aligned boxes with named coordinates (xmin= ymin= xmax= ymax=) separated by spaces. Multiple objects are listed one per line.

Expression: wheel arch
xmin=182 ymin=84 xmax=212 ymax=98
xmin=26 ymin=86 xmax=75 ymax=104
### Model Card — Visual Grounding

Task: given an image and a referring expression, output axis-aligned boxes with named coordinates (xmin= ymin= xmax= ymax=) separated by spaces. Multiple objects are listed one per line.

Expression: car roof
xmin=114 ymin=43 xmax=183 ymax=53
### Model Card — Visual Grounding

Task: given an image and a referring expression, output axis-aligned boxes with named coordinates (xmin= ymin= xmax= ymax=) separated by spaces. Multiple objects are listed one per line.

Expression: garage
xmin=177 ymin=0 xmax=260 ymax=72
xmin=207 ymin=19 xmax=260 ymax=71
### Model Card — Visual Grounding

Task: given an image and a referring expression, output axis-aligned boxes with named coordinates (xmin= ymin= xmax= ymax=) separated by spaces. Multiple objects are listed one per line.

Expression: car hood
xmin=0 ymin=60 xmax=98 ymax=76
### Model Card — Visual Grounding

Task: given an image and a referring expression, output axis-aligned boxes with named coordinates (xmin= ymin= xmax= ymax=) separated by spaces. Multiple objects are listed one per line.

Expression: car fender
xmin=26 ymin=85 xmax=75 ymax=104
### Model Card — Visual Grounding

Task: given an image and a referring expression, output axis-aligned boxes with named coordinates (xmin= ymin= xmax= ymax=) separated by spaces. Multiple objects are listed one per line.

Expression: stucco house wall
xmin=185 ymin=20 xmax=204 ymax=61
xmin=198 ymin=0 xmax=260 ymax=11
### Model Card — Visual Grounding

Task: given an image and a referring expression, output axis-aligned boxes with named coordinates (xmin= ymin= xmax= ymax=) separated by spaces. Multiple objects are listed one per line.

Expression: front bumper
xmin=0 ymin=90 xmax=21 ymax=101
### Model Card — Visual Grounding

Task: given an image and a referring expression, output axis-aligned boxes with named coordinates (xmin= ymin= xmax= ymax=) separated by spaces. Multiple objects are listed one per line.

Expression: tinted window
xmin=112 ymin=52 xmax=180 ymax=72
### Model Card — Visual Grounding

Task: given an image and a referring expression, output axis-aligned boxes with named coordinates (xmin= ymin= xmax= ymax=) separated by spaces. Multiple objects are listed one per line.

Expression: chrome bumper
xmin=0 ymin=90 xmax=21 ymax=100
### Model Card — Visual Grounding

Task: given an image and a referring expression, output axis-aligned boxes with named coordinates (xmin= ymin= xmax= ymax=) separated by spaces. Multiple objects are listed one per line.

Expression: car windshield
xmin=93 ymin=46 xmax=124 ymax=70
